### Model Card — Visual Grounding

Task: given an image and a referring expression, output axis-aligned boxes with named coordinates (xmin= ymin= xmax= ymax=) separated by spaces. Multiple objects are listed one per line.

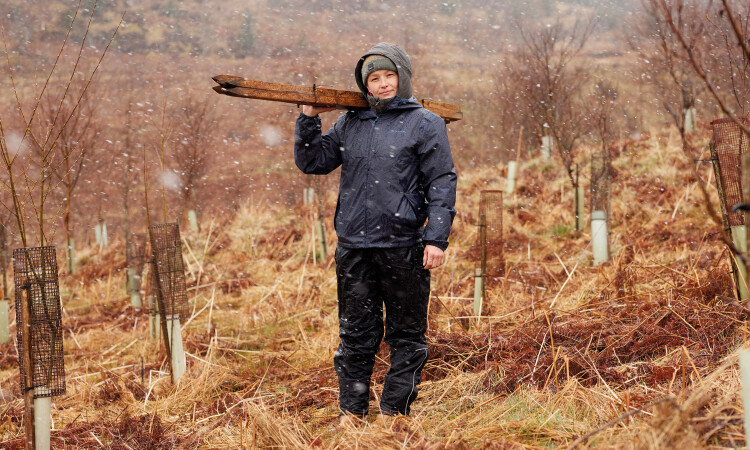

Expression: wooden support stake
xmin=317 ymin=218 xmax=327 ymax=260
xmin=574 ymin=164 xmax=585 ymax=232
xmin=681 ymin=347 xmax=687 ymax=391
xmin=315 ymin=180 xmax=327 ymax=260
xmin=515 ymin=125 xmax=524 ymax=166
xmin=20 ymin=278 xmax=34 ymax=450
xmin=310 ymin=212 xmax=316 ymax=266
xmin=66 ymin=238 xmax=76 ymax=275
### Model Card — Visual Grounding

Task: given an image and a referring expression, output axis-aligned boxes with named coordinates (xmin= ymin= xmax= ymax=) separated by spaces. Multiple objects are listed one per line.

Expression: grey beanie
xmin=361 ymin=55 xmax=398 ymax=85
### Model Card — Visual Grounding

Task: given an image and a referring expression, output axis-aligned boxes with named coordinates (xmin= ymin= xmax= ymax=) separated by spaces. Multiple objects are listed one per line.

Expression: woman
xmin=294 ymin=42 xmax=457 ymax=423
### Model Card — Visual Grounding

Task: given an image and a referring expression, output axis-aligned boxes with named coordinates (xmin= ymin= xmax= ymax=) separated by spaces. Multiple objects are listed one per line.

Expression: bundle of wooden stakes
xmin=212 ymin=75 xmax=463 ymax=123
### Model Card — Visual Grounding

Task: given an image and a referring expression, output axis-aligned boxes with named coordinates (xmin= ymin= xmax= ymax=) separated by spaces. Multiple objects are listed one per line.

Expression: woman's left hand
xmin=423 ymin=245 xmax=445 ymax=270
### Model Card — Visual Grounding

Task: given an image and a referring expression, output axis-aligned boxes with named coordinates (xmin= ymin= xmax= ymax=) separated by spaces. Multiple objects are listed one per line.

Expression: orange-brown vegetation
xmin=0 ymin=125 xmax=745 ymax=447
xmin=1 ymin=0 xmax=749 ymax=448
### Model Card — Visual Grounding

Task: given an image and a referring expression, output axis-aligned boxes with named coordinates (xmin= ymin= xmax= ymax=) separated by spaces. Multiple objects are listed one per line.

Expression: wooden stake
xmin=104 ymin=268 xmax=112 ymax=304
xmin=515 ymin=125 xmax=524 ymax=166
xmin=625 ymin=392 xmax=631 ymax=424
xmin=317 ymin=218 xmax=327 ymax=260
xmin=316 ymin=179 xmax=327 ymax=260
xmin=574 ymin=164 xmax=585 ymax=232
xmin=544 ymin=312 xmax=559 ymax=392
xmin=681 ymin=346 xmax=687 ymax=391
xmin=310 ymin=211 xmax=316 ymax=265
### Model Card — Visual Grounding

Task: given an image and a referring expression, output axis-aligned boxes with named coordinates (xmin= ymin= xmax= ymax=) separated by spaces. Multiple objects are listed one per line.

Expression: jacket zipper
xmin=363 ymin=114 xmax=381 ymax=246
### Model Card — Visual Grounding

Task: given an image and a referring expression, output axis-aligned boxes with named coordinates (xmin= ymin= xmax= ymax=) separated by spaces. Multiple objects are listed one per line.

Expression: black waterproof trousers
xmin=334 ymin=244 xmax=430 ymax=416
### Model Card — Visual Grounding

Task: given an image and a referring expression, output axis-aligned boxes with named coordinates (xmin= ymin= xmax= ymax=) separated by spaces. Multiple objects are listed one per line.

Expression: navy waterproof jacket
xmin=294 ymin=97 xmax=457 ymax=250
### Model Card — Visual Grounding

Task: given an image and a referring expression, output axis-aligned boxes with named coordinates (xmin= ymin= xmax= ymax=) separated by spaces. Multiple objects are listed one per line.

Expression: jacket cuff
xmin=423 ymin=240 xmax=449 ymax=251
xmin=296 ymin=112 xmax=322 ymax=134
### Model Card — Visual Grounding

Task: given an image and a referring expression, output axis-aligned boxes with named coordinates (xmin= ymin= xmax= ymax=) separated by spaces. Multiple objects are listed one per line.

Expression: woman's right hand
xmin=302 ymin=105 xmax=336 ymax=117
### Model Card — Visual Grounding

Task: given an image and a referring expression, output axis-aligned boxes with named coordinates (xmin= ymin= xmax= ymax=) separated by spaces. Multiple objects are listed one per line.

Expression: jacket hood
xmin=355 ymin=43 xmax=413 ymax=101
